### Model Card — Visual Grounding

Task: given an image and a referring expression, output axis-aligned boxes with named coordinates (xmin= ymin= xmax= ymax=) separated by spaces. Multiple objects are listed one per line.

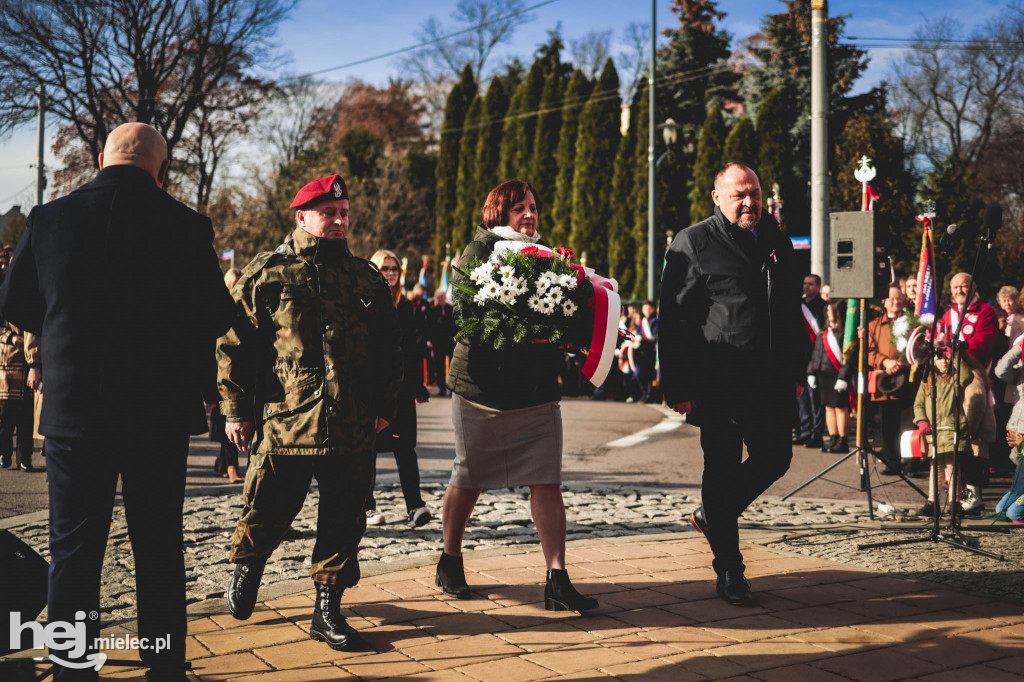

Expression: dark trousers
xmin=876 ymin=399 xmax=907 ymax=468
xmin=366 ymin=447 xmax=425 ymax=516
xmin=795 ymin=380 xmax=823 ymax=440
xmin=229 ymin=452 xmax=373 ymax=586
xmin=45 ymin=433 xmax=189 ymax=680
xmin=0 ymin=393 xmax=35 ymax=466
xmin=698 ymin=400 xmax=793 ymax=576
xmin=432 ymin=348 xmax=450 ymax=395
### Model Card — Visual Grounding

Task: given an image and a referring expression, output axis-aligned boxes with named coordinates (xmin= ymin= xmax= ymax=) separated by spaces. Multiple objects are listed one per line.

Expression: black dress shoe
xmin=792 ymin=435 xmax=809 ymax=446
xmin=309 ymin=583 xmax=370 ymax=651
xmin=226 ymin=557 xmax=267 ymax=620
xmin=806 ymin=436 xmax=824 ymax=449
xmin=544 ymin=569 xmax=598 ymax=612
xmin=716 ymin=569 xmax=756 ymax=607
xmin=18 ymin=463 xmax=35 ymax=472
xmin=0 ymin=458 xmax=11 ymax=469
xmin=435 ymin=551 xmax=472 ymax=599
xmin=689 ymin=506 xmax=710 ymax=546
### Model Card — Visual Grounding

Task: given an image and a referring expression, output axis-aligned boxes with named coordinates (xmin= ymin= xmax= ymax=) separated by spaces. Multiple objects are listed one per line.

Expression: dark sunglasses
xmin=379 ymin=266 xmax=400 ymax=272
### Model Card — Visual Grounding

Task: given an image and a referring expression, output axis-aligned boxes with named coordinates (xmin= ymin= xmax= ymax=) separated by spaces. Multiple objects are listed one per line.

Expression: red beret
xmin=290 ymin=173 xmax=349 ymax=209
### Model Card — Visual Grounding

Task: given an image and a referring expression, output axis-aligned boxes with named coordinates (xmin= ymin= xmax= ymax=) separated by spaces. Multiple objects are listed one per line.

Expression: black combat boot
xmin=544 ymin=569 xmax=598 ymax=613
xmin=822 ymin=435 xmax=837 ymax=453
xmin=435 ymin=551 xmax=472 ymax=599
xmin=309 ymin=583 xmax=369 ymax=651
xmin=226 ymin=556 xmax=267 ymax=620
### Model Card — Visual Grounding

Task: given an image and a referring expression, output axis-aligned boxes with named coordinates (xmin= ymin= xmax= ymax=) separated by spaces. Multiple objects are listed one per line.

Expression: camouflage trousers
xmin=229 ymin=450 xmax=374 ymax=586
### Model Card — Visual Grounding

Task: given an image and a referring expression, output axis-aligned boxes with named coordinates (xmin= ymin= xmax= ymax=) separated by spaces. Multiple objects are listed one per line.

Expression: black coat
xmin=376 ymin=297 xmax=428 ymax=453
xmin=658 ymin=207 xmax=808 ymax=422
xmin=0 ymin=165 xmax=235 ymax=438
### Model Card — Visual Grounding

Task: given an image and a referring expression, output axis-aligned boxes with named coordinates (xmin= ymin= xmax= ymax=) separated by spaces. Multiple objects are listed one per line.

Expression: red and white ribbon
xmin=492 ymin=240 xmax=620 ymax=387
xmin=824 ymin=328 xmax=842 ymax=372
xmin=801 ymin=303 xmax=820 ymax=342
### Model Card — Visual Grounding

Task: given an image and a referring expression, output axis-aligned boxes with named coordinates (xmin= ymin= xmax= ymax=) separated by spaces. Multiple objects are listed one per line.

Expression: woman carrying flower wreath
xmin=435 ymin=179 xmax=598 ymax=613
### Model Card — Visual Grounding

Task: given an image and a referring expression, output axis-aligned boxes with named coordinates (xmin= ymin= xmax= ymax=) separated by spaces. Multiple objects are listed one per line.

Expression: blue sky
xmin=0 ymin=0 xmax=1007 ymax=211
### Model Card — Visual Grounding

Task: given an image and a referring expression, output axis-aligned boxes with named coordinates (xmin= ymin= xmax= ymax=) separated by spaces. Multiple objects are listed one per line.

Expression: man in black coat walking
xmin=659 ymin=162 xmax=807 ymax=607
xmin=0 ymin=123 xmax=234 ymax=680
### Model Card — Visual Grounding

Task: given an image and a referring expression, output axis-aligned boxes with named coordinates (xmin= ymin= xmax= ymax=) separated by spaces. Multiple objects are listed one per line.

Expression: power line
xmin=294 ymin=0 xmax=562 ymax=81
xmin=0 ymin=180 xmax=36 ymax=206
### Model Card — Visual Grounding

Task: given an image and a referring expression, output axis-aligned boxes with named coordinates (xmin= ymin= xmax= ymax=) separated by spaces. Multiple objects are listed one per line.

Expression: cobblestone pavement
xmin=7 ymin=482 xmax=1022 ymax=626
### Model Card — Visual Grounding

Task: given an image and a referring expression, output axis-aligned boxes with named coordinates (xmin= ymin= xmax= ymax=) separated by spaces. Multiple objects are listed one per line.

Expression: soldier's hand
xmin=26 ymin=367 xmax=42 ymax=392
xmin=226 ymin=421 xmax=254 ymax=451
xmin=375 ymin=417 xmax=390 ymax=433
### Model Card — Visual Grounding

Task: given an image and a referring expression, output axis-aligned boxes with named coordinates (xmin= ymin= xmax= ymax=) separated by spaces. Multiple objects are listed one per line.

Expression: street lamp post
xmin=648 ymin=117 xmax=679 ymax=301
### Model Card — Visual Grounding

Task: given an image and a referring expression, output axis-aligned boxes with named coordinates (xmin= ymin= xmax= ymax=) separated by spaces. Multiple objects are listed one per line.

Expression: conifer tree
xmin=530 ymin=70 xmax=563 ymax=234
xmin=832 ymin=111 xmax=918 ymax=273
xmin=755 ymin=89 xmax=789 ymax=210
xmin=722 ymin=116 xmax=758 ymax=168
xmin=550 ymin=68 xmax=592 ymax=246
xmin=434 ymin=65 xmax=477 ymax=279
xmin=608 ymin=90 xmax=638 ymax=294
xmin=629 ymin=81 xmax=685 ymax=299
xmin=474 ymin=76 xmax=510 ymax=207
xmin=742 ymin=0 xmax=873 ymax=237
xmin=919 ymin=156 xmax=983 ymax=283
xmin=498 ymin=60 xmax=544 ymax=180
xmin=570 ymin=58 xmax=621 ymax=274
xmin=453 ymin=95 xmax=484 ymax=254
xmin=657 ymin=1 xmax=738 ymax=209
xmin=689 ymin=103 xmax=726 ymax=224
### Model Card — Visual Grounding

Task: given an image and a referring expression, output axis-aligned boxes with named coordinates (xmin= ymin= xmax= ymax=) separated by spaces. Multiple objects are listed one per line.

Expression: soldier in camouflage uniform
xmin=218 ymin=173 xmax=401 ymax=651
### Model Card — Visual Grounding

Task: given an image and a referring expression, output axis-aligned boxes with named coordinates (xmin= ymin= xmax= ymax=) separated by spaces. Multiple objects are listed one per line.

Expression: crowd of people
xmin=2 ymin=122 xmax=1021 ymax=680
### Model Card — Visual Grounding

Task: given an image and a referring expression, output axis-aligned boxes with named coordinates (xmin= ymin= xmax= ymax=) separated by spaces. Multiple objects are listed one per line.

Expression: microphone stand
xmin=859 ymin=216 xmax=1004 ymax=559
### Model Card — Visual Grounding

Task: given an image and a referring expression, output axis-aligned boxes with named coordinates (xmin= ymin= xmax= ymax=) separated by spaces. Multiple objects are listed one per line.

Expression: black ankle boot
xmin=822 ymin=435 xmax=837 ymax=453
xmin=829 ymin=436 xmax=849 ymax=453
xmin=309 ymin=583 xmax=368 ymax=651
xmin=435 ymin=552 xmax=472 ymax=599
xmin=226 ymin=556 xmax=267 ymax=620
xmin=544 ymin=569 xmax=598 ymax=613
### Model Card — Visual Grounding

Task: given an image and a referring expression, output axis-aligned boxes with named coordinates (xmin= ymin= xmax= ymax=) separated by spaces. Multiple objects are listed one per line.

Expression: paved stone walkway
xmin=9 ymin=534 xmax=1023 ymax=681
xmin=6 ymin=482 xmax=1022 ymax=629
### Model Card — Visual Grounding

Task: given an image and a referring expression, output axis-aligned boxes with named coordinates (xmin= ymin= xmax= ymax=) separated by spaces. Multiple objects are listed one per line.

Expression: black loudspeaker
xmin=0 ymin=529 xmax=49 ymax=656
xmin=829 ymin=211 xmax=890 ymax=299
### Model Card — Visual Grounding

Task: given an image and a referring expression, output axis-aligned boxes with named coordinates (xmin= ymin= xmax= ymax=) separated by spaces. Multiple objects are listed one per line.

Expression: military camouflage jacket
xmin=216 ymin=228 xmax=401 ymax=455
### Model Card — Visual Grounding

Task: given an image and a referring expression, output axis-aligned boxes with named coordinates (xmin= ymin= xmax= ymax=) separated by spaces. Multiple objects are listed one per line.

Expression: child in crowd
xmin=913 ymin=341 xmax=977 ymax=516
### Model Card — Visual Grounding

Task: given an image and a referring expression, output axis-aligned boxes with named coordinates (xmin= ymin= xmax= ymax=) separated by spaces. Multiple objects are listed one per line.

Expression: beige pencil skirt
xmin=449 ymin=393 xmax=563 ymax=490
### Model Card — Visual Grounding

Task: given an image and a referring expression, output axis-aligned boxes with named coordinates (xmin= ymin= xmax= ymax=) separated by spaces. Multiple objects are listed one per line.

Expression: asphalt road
xmin=0 ymin=389 xmax=946 ymax=521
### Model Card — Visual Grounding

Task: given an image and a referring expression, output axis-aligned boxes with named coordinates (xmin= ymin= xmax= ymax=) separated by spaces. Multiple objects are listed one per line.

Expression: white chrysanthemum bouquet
xmin=452 ymin=244 xmax=596 ymax=350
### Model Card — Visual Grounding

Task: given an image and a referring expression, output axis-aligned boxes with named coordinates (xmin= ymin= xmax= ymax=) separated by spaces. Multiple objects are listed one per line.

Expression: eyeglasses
xmin=380 ymin=266 xmax=400 ymax=272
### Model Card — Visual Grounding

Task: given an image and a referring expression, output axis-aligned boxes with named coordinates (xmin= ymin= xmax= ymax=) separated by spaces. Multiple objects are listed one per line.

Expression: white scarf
xmin=489 ymin=225 xmax=541 ymax=243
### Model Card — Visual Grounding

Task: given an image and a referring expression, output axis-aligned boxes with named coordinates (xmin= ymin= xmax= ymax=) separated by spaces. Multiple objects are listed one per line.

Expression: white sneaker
xmin=961 ymin=486 xmax=985 ymax=514
xmin=365 ymin=509 xmax=386 ymax=526
xmin=408 ymin=507 xmax=432 ymax=529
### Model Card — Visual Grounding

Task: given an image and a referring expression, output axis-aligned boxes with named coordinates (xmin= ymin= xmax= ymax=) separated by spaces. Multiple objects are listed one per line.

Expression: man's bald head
xmin=950 ymin=272 xmax=974 ymax=306
xmin=98 ymin=123 xmax=169 ymax=186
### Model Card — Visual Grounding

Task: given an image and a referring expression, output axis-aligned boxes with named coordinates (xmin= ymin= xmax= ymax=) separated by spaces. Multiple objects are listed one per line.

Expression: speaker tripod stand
xmin=782 ymin=299 xmax=927 ymax=519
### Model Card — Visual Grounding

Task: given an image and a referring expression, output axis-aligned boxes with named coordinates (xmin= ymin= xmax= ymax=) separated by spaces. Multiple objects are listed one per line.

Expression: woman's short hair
xmin=997 ymin=285 xmax=1020 ymax=302
xmin=481 ymin=180 xmax=541 ymax=228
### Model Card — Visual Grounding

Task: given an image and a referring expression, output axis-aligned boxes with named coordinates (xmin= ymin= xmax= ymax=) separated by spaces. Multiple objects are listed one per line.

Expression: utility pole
xmin=810 ymin=0 xmax=829 ymax=281
xmin=646 ymin=0 xmax=656 ymax=302
xmin=36 ymin=82 xmax=46 ymax=206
